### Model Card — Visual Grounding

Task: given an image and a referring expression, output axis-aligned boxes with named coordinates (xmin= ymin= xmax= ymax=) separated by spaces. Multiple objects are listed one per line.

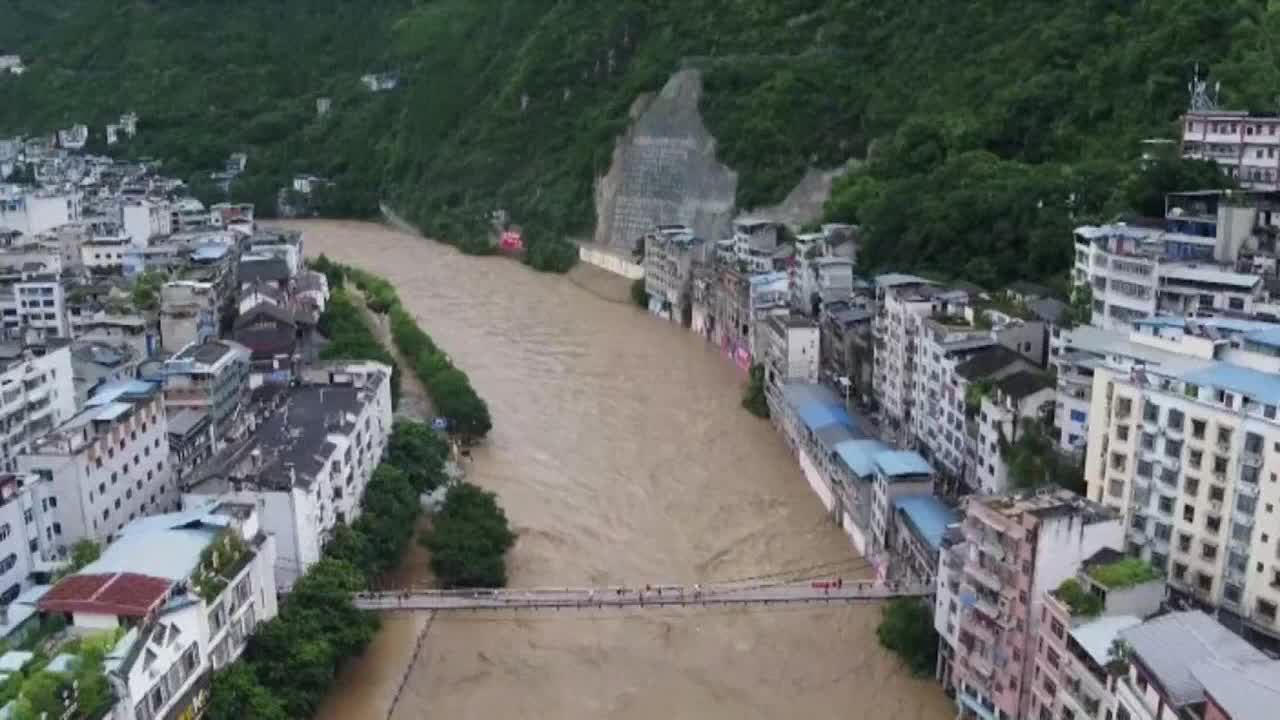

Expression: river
xmin=288 ymin=220 xmax=951 ymax=720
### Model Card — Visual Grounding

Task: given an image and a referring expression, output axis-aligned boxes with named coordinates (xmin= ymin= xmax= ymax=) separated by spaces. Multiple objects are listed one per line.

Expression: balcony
xmin=1207 ymin=500 xmax=1224 ymax=516
xmin=1238 ymin=481 xmax=1260 ymax=499
xmin=966 ymin=563 xmax=1004 ymax=592
xmin=1216 ymin=441 xmax=1232 ymax=455
xmin=1243 ymin=451 xmax=1263 ymax=468
xmin=1229 ymin=537 xmax=1250 ymax=556
xmin=1234 ymin=513 xmax=1256 ymax=530
xmin=1166 ymin=424 xmax=1184 ymax=440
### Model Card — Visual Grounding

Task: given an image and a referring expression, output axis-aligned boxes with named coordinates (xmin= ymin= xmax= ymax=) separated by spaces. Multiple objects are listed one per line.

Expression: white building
xmin=184 ymin=361 xmax=393 ymax=590
xmin=0 ymin=341 xmax=76 ymax=472
xmin=36 ymin=501 xmax=278 ymax=720
xmin=57 ymin=125 xmax=89 ymax=151
xmin=121 ymin=200 xmax=173 ymax=248
xmin=1073 ymin=223 xmax=1266 ymax=331
xmin=971 ymin=371 xmax=1056 ymax=495
xmin=18 ymin=380 xmax=175 ymax=552
xmin=162 ymin=340 xmax=250 ymax=442
xmin=81 ymin=232 xmax=132 ymax=271
xmin=718 ymin=218 xmax=783 ymax=273
xmin=0 ymin=56 xmax=24 ymax=76
xmin=0 ymin=189 xmax=82 ymax=237
xmin=247 ymin=230 xmax=302 ymax=277
xmin=1183 ymin=110 xmax=1280 ymax=190
xmin=0 ymin=474 xmax=44 ymax=604
xmin=1082 ymin=321 xmax=1280 ymax=647
xmin=159 ymin=281 xmax=218 ymax=354
xmin=760 ymin=315 xmax=819 ymax=416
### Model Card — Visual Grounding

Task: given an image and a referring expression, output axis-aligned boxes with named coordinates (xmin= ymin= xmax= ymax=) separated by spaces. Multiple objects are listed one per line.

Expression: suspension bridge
xmin=352 ymin=578 xmax=932 ymax=612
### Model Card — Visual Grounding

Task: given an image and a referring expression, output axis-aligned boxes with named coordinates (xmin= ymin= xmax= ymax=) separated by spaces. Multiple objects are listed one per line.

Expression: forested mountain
xmin=2 ymin=0 xmax=1275 ymax=283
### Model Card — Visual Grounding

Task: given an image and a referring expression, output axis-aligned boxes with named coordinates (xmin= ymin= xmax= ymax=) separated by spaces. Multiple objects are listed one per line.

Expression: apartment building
xmin=971 ymin=372 xmax=1056 ymax=495
xmin=1113 ymin=611 xmax=1277 ymax=720
xmin=183 ymin=361 xmax=393 ymax=590
xmin=0 ymin=341 xmax=76 ymax=472
xmin=17 ymin=380 xmax=174 ymax=552
xmin=867 ymin=450 xmax=934 ymax=570
xmin=1183 ymin=110 xmax=1280 ymax=191
xmin=1030 ymin=550 xmax=1163 ymax=720
xmin=874 ymin=275 xmax=972 ymax=445
xmin=161 ymin=340 xmax=250 ymax=442
xmin=791 ymin=256 xmax=854 ymax=316
xmin=761 ymin=315 xmax=819 ymax=416
xmin=889 ymin=495 xmax=960 ymax=584
xmin=1082 ymin=321 xmax=1280 ymax=649
xmin=819 ymin=301 xmax=875 ymax=405
xmin=0 ymin=188 xmax=82 ymax=237
xmin=642 ymin=224 xmax=706 ymax=325
xmin=0 ymin=474 xmax=43 ymax=605
xmin=159 ymin=281 xmax=218 ymax=354
xmin=121 ymin=199 xmax=173 ymax=247
xmin=717 ymin=218 xmax=784 ymax=273
xmin=934 ymin=490 xmax=1122 ymax=720
xmin=37 ymin=501 xmax=278 ymax=720
xmin=1073 ymin=223 xmax=1265 ymax=331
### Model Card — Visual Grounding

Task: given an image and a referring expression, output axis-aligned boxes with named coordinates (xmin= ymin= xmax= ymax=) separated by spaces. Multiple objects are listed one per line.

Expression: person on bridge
xmin=836 ymin=577 xmax=843 ymax=589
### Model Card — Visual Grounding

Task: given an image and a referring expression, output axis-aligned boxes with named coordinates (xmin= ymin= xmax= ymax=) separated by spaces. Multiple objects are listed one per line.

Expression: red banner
xmin=500 ymin=230 xmax=523 ymax=251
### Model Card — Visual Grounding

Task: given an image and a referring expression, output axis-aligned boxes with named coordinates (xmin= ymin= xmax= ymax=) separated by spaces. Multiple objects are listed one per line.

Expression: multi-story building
xmin=159 ymin=281 xmax=218 ymax=354
xmin=792 ymin=256 xmax=854 ymax=316
xmin=36 ymin=501 xmax=278 ymax=720
xmin=970 ymin=371 xmax=1056 ymax=495
xmin=1029 ymin=550 xmax=1163 ymax=720
xmin=70 ymin=339 xmax=140 ymax=406
xmin=1073 ymin=223 xmax=1266 ymax=331
xmin=934 ymin=490 xmax=1121 ymax=720
xmin=888 ymin=495 xmax=959 ymax=584
xmin=642 ymin=225 xmax=706 ymax=325
xmin=0 ymin=473 xmax=44 ymax=604
xmin=121 ymin=198 xmax=173 ymax=247
xmin=1082 ymin=319 xmax=1280 ymax=648
xmin=183 ymin=361 xmax=393 ymax=590
xmin=0 ymin=341 xmax=76 ymax=472
xmin=819 ymin=301 xmax=875 ymax=404
xmin=18 ymin=379 xmax=174 ymax=552
xmin=874 ymin=275 xmax=973 ymax=445
xmin=0 ymin=188 xmax=82 ymax=237
xmin=867 ymin=450 xmax=934 ymax=571
xmin=1113 ymin=611 xmax=1276 ymax=720
xmin=1183 ymin=110 xmax=1280 ymax=190
xmin=72 ymin=310 xmax=151 ymax=359
xmin=161 ymin=340 xmax=250 ymax=443
xmin=717 ymin=218 xmax=783 ymax=273
xmin=760 ymin=315 xmax=819 ymax=416
xmin=950 ymin=347 xmax=1042 ymax=491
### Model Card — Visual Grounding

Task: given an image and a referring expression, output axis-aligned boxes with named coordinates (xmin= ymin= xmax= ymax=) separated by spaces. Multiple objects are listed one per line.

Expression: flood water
xmin=290 ymin=220 xmax=951 ymax=720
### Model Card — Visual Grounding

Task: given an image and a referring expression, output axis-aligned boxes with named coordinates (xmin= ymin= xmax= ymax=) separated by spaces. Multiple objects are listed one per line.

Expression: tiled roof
xmin=38 ymin=572 xmax=171 ymax=618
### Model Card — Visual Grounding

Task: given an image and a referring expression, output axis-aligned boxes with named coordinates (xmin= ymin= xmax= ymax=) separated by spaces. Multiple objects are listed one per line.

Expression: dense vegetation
xmin=316 ymin=287 xmax=402 ymax=408
xmin=876 ymin=598 xmax=939 ymax=677
xmin=5 ymin=1 xmax=1279 ymax=283
xmin=742 ymin=364 xmax=770 ymax=419
xmin=421 ymin=482 xmax=518 ymax=588
xmin=312 ymin=255 xmax=493 ymax=440
xmin=207 ymin=420 xmax=446 ymax=720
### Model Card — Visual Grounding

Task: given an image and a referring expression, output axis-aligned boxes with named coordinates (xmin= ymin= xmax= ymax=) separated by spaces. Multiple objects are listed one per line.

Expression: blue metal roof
xmin=1181 ymin=363 xmax=1280 ymax=406
xmin=1246 ymin=326 xmax=1280 ymax=349
xmin=797 ymin=401 xmax=851 ymax=433
xmin=874 ymin=450 xmax=933 ymax=478
xmin=85 ymin=380 xmax=157 ymax=407
xmin=833 ymin=439 xmax=891 ymax=478
xmin=893 ymin=495 xmax=960 ymax=552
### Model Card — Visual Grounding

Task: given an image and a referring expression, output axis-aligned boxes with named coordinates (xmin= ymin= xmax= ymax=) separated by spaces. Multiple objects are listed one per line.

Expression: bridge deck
xmin=353 ymin=581 xmax=932 ymax=612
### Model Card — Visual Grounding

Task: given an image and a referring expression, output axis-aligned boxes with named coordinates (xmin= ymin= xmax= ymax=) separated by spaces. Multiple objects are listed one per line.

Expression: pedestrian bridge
xmin=352 ymin=579 xmax=932 ymax=612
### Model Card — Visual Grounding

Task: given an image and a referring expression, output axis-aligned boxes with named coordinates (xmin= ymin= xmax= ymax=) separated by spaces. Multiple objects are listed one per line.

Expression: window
xmin=1206 ymin=515 xmax=1221 ymax=534
xmin=1214 ymin=456 xmax=1229 ymax=474
xmin=1116 ymin=425 xmax=1130 ymax=441
xmin=1178 ymin=533 xmax=1193 ymax=552
xmin=1183 ymin=504 xmax=1195 ymax=523
xmin=1140 ymin=433 xmax=1155 ymax=451
xmin=1185 ymin=477 xmax=1199 ymax=497
xmin=1109 ymin=479 xmax=1125 ymax=498
xmin=0 ymin=524 xmax=9 ymax=542
xmin=1143 ymin=401 xmax=1160 ymax=422
xmin=1191 ymin=419 xmax=1207 ymax=439
xmin=1167 ymin=409 xmax=1184 ymax=432
xmin=1165 ymin=439 xmax=1183 ymax=458
xmin=1198 ymin=573 xmax=1213 ymax=592
xmin=1189 ymin=449 xmax=1203 ymax=469
xmin=1158 ymin=496 xmax=1174 ymax=514
xmin=1173 ymin=562 xmax=1188 ymax=580
xmin=1111 ymin=452 xmax=1128 ymax=472
xmin=1218 ymin=427 xmax=1233 ymax=447
xmin=1137 ymin=460 xmax=1154 ymax=478
xmin=1202 ymin=543 xmax=1218 ymax=560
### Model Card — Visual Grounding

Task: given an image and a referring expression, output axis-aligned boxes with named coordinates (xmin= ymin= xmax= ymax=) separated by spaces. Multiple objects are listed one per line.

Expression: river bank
xmin=286 ymin=219 xmax=950 ymax=720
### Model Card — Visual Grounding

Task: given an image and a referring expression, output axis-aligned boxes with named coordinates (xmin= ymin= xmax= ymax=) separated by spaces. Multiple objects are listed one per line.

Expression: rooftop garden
xmin=1054 ymin=578 xmax=1103 ymax=617
xmin=191 ymin=529 xmax=251 ymax=603
xmin=1085 ymin=558 xmax=1159 ymax=589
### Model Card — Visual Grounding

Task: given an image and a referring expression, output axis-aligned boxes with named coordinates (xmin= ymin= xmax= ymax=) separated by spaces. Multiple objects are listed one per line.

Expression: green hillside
xmin=2 ymin=0 xmax=1275 ymax=282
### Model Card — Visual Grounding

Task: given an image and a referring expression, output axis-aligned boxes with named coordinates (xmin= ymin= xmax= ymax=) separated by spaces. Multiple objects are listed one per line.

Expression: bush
xmin=318 ymin=288 xmax=402 ymax=409
xmin=742 ymin=364 xmax=769 ymax=419
xmin=422 ymin=483 xmax=517 ymax=588
xmin=630 ymin=279 xmax=648 ymax=308
xmin=1054 ymin=578 xmax=1103 ymax=617
xmin=876 ymin=599 xmax=939 ymax=677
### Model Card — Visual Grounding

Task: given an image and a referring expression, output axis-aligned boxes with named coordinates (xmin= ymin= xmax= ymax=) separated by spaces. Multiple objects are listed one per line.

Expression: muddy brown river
xmin=288 ymin=220 xmax=950 ymax=720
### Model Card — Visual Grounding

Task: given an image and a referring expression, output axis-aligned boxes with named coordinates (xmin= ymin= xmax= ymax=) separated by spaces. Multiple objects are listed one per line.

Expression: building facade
xmin=0 ymin=342 xmax=76 ymax=472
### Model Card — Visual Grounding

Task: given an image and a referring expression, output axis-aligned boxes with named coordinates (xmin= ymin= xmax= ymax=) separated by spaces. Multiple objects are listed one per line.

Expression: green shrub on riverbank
xmin=876 ymin=599 xmax=939 ymax=677
xmin=742 ymin=364 xmax=769 ymax=419
xmin=207 ymin=421 xmax=447 ymax=720
xmin=317 ymin=288 xmax=402 ymax=408
xmin=421 ymin=482 xmax=517 ymax=588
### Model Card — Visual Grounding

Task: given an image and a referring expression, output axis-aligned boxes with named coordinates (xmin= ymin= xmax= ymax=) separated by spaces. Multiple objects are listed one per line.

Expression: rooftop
xmin=995 ymin=370 xmax=1054 ymax=401
xmin=1160 ymin=263 xmax=1263 ymax=289
xmin=955 ymin=346 xmax=1032 ymax=382
xmin=1181 ymin=362 xmax=1280 ymax=406
xmin=972 ymin=489 xmax=1117 ymax=525
xmin=1121 ymin=611 xmax=1267 ymax=708
xmin=171 ymin=339 xmax=242 ymax=367
xmin=1084 ymin=556 xmax=1160 ymax=590
xmin=37 ymin=573 xmax=171 ymax=618
xmin=1070 ymin=615 xmax=1144 ymax=667
xmin=1190 ymin=658 xmax=1280 ymax=720
xmin=893 ymin=496 xmax=959 ymax=552
xmin=874 ymin=450 xmax=932 ymax=479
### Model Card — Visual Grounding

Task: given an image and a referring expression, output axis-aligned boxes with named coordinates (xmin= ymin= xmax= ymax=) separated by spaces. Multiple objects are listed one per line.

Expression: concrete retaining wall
xmin=579 ymin=245 xmax=643 ymax=280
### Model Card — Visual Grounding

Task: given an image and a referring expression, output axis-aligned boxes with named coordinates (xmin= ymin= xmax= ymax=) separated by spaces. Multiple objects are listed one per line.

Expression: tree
xmin=742 ymin=364 xmax=769 ymax=419
xmin=630 ymin=278 xmax=648 ymax=308
xmin=68 ymin=539 xmax=100 ymax=571
xmin=387 ymin=420 xmax=448 ymax=492
xmin=876 ymin=598 xmax=939 ymax=677
xmin=207 ymin=664 xmax=288 ymax=720
xmin=422 ymin=482 xmax=516 ymax=588
xmin=1122 ymin=155 xmax=1234 ymax=218
xmin=130 ymin=271 xmax=167 ymax=311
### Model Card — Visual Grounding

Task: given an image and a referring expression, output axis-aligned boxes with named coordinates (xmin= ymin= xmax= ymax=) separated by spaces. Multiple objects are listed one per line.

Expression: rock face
xmin=747 ymin=163 xmax=854 ymax=229
xmin=593 ymin=69 xmax=737 ymax=252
